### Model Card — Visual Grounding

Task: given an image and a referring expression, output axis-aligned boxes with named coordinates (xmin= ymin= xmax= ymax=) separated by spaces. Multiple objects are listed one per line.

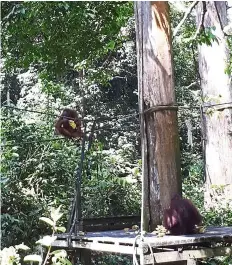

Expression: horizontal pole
xmin=52 ymin=239 xmax=142 ymax=255
xmin=144 ymin=246 xmax=232 ymax=264
xmin=143 ymin=105 xmax=178 ymax=114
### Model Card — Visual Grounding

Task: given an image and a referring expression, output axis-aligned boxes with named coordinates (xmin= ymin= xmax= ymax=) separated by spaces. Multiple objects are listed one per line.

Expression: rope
xmin=203 ymin=101 xmax=232 ymax=108
xmin=2 ymin=137 xmax=68 ymax=147
xmin=3 ymin=100 xmax=232 ymax=119
xmin=132 ymin=233 xmax=155 ymax=265
xmin=143 ymin=105 xmax=178 ymax=114
xmin=2 ymin=105 xmax=138 ymax=122
xmin=132 ymin=235 xmax=141 ymax=265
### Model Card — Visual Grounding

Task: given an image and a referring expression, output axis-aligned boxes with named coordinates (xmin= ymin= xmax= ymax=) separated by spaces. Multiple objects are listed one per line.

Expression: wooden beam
xmin=144 ymin=247 xmax=232 ymax=264
xmin=134 ymin=1 xmax=150 ymax=232
xmin=52 ymin=240 xmax=142 ymax=255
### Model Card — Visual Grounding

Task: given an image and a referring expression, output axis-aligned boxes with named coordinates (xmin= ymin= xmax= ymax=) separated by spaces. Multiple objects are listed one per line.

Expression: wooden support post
xmin=134 ymin=1 xmax=181 ymax=231
xmin=187 ymin=260 xmax=197 ymax=265
xmin=74 ymin=131 xmax=86 ymax=234
xmin=158 ymin=260 xmax=196 ymax=265
xmin=80 ymin=249 xmax=91 ymax=265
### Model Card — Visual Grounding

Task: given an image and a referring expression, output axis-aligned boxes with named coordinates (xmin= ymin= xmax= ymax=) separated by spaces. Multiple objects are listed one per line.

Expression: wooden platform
xmin=52 ymin=226 xmax=232 ymax=264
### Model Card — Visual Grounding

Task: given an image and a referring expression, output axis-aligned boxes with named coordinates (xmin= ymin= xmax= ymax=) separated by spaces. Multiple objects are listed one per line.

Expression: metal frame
xmin=52 ymin=227 xmax=232 ymax=265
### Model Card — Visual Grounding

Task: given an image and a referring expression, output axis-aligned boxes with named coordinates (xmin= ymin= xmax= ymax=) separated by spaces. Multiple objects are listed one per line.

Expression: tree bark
xmin=197 ymin=2 xmax=232 ymax=206
xmin=135 ymin=1 xmax=181 ymax=231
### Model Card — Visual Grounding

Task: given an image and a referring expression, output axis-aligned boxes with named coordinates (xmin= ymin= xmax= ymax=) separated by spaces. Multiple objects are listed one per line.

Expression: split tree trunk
xmin=197 ymin=1 xmax=232 ymax=206
xmin=135 ymin=1 xmax=181 ymax=231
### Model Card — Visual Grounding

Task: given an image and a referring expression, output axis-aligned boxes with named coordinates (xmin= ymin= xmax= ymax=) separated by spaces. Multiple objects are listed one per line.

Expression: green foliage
xmin=183 ymin=172 xmax=232 ymax=228
xmin=1 ymin=106 xmax=141 ymax=247
xmin=203 ymin=256 xmax=232 ymax=265
xmin=3 ymin=6 xmax=232 ymax=265
xmin=182 ymin=161 xmax=204 ymax=211
xmin=0 ymin=206 xmax=71 ymax=265
xmin=197 ymin=27 xmax=219 ymax=46
xmin=202 ymin=186 xmax=232 ymax=227
xmin=92 ymin=254 xmax=132 ymax=265
xmin=203 ymin=206 xmax=232 ymax=227
xmin=225 ymin=36 xmax=232 ymax=76
xmin=82 ymin=175 xmax=141 ymax=217
xmin=80 ymin=141 xmax=141 ymax=217
xmin=2 ymin=1 xmax=133 ymax=79
xmin=1 ymin=109 xmax=77 ymax=247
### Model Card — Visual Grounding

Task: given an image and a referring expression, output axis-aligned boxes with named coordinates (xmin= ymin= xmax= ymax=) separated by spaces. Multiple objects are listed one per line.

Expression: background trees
xmin=197 ymin=1 xmax=232 ymax=207
xmin=1 ymin=1 xmax=232 ymax=258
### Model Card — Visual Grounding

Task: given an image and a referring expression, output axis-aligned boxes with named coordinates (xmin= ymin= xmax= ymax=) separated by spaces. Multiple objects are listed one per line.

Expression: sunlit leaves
xmin=56 ymin=226 xmax=66 ymax=233
xmin=24 ymin=254 xmax=43 ymax=263
xmin=39 ymin=217 xmax=54 ymax=227
xmin=36 ymin=235 xmax=57 ymax=247
xmin=15 ymin=244 xmax=30 ymax=251
xmin=197 ymin=26 xmax=219 ymax=46
xmin=50 ymin=205 xmax=63 ymax=222
xmin=39 ymin=206 xmax=66 ymax=234
xmin=51 ymin=250 xmax=72 ymax=265
xmin=2 ymin=1 xmax=133 ymax=77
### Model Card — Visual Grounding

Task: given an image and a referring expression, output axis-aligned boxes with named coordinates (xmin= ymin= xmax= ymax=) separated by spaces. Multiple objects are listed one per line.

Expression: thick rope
xmin=132 ymin=233 xmax=155 ymax=265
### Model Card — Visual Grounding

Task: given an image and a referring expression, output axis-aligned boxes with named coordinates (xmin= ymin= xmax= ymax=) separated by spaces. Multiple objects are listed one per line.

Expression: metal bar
xmin=74 ymin=128 xmax=87 ymax=234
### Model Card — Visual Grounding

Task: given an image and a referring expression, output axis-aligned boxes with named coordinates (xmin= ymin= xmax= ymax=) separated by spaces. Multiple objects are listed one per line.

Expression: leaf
xmin=39 ymin=217 xmax=54 ymax=227
xmin=55 ymin=226 xmax=66 ymax=233
xmin=24 ymin=254 xmax=42 ymax=263
xmin=107 ymin=40 xmax=115 ymax=51
xmin=12 ymin=146 xmax=18 ymax=151
xmin=51 ymin=249 xmax=66 ymax=256
xmin=15 ymin=243 xmax=30 ymax=251
xmin=51 ymin=249 xmax=67 ymax=258
xmin=63 ymin=258 xmax=73 ymax=265
xmin=50 ymin=206 xmax=63 ymax=222
xmin=36 ymin=235 xmax=57 ymax=247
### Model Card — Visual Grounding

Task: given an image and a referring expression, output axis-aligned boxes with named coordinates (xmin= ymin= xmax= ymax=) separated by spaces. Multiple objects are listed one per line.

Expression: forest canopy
xmin=1 ymin=3 xmax=232 ymax=264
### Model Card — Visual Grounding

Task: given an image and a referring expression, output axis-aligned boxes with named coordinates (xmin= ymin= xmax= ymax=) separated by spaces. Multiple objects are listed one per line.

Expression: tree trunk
xmin=135 ymin=1 xmax=181 ymax=231
xmin=197 ymin=2 xmax=232 ymax=206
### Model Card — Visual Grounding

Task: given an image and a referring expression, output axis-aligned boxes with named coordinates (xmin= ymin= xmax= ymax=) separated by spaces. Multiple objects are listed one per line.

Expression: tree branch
xmin=185 ymin=81 xmax=200 ymax=89
xmin=2 ymin=5 xmax=16 ymax=21
xmin=188 ymin=1 xmax=207 ymax=41
xmin=172 ymin=1 xmax=199 ymax=40
xmin=214 ymin=2 xmax=224 ymax=32
xmin=193 ymin=1 xmax=206 ymax=39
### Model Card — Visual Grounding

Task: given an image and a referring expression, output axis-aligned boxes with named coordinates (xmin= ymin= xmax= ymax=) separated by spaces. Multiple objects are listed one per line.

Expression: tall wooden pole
xmin=197 ymin=2 xmax=232 ymax=206
xmin=135 ymin=1 xmax=181 ymax=231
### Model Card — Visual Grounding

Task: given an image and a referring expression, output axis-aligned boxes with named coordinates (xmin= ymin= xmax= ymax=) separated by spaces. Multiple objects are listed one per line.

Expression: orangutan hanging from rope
xmin=55 ymin=108 xmax=83 ymax=139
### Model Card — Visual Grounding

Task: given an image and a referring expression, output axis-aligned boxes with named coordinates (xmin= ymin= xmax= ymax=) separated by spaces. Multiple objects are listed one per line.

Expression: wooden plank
xmin=144 ymin=247 xmax=232 ymax=264
xmin=83 ymin=224 xmax=139 ymax=232
xmin=80 ymin=249 xmax=91 ymax=265
xmin=82 ymin=215 xmax=140 ymax=225
xmin=56 ymin=226 xmax=232 ymax=247
xmin=82 ymin=216 xmax=140 ymax=232
xmin=52 ymin=239 xmax=142 ymax=255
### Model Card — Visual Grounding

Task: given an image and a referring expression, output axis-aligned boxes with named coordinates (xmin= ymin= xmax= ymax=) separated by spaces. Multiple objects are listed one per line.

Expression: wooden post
xmin=135 ymin=1 xmax=181 ymax=231
xmin=7 ymin=89 xmax=10 ymax=118
xmin=80 ymin=249 xmax=91 ymax=265
xmin=197 ymin=1 xmax=232 ymax=207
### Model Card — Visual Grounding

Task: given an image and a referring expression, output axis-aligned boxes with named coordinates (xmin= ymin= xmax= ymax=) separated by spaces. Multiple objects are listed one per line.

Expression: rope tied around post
xmin=202 ymin=102 xmax=232 ymax=112
xmin=142 ymin=105 xmax=178 ymax=115
xmin=132 ymin=233 xmax=155 ymax=265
